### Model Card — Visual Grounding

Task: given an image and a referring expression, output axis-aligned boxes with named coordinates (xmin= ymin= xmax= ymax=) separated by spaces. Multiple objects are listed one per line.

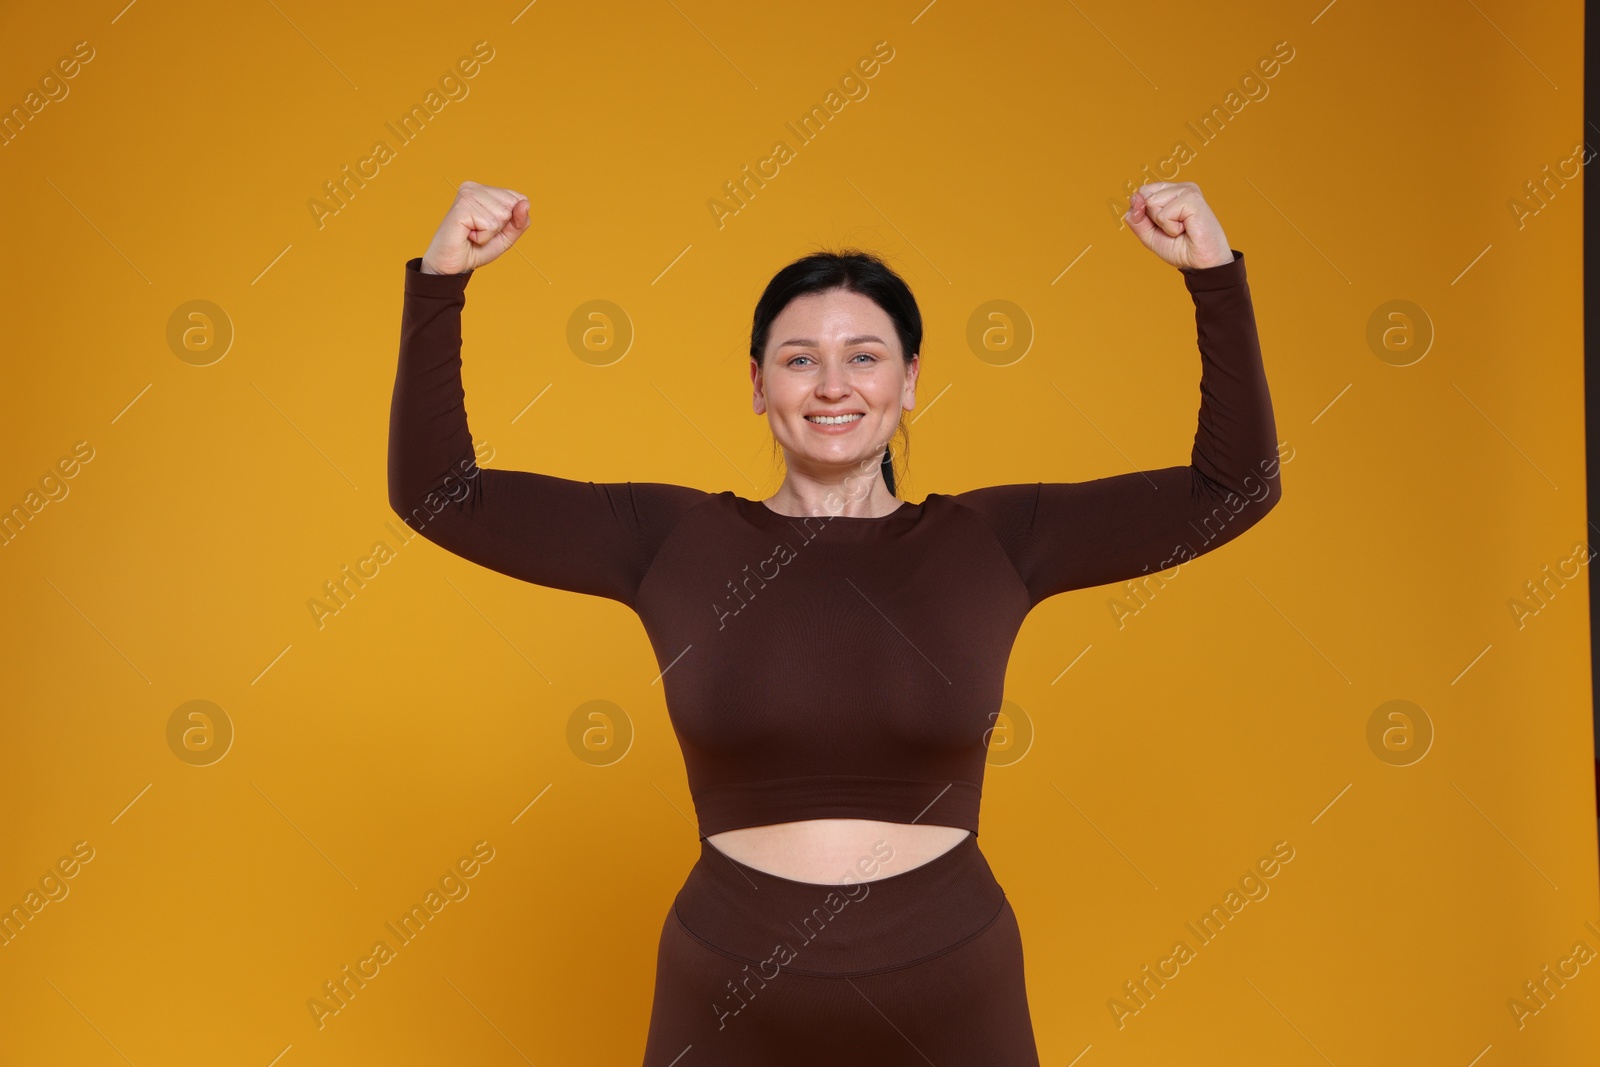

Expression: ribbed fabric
xmin=674 ymin=832 xmax=1004 ymax=977
xmin=642 ymin=835 xmax=1041 ymax=1064
xmin=388 ymin=249 xmax=1280 ymax=1060
xmin=691 ymin=775 xmax=983 ymax=838
xmin=387 ymin=249 xmax=1280 ymax=843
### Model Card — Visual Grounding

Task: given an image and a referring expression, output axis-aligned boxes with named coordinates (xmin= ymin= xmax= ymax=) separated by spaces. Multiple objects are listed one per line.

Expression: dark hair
xmin=749 ymin=248 xmax=921 ymax=497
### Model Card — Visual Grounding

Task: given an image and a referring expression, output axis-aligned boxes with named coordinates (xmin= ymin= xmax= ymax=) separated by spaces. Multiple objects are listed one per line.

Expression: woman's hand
xmin=420 ymin=180 xmax=531 ymax=275
xmin=1124 ymin=182 xmax=1234 ymax=271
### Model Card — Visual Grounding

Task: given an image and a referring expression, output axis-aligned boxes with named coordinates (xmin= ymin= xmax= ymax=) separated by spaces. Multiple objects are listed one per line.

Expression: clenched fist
xmin=1124 ymin=182 xmax=1234 ymax=271
xmin=420 ymin=180 xmax=531 ymax=275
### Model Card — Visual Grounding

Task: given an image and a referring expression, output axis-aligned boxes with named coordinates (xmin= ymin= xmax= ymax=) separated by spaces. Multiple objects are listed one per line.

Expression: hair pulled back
xmin=748 ymin=249 xmax=921 ymax=496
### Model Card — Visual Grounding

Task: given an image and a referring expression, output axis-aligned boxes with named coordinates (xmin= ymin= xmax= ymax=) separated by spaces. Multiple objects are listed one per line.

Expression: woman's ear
xmin=750 ymin=359 xmax=767 ymax=415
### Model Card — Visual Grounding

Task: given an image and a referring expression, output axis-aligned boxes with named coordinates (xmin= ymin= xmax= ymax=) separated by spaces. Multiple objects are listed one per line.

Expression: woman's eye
xmin=785 ymin=352 xmax=878 ymax=367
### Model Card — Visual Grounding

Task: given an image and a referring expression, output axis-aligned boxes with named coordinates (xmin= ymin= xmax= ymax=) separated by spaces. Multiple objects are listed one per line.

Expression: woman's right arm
xmin=387 ymin=183 xmax=710 ymax=609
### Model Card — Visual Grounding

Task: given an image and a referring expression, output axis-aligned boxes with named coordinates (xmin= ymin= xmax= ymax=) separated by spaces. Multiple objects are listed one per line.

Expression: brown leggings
xmin=640 ymin=832 xmax=1041 ymax=1065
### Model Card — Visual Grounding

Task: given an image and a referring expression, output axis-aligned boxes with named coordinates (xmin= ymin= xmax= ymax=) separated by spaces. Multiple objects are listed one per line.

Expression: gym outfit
xmin=387 ymin=249 xmax=1280 ymax=1064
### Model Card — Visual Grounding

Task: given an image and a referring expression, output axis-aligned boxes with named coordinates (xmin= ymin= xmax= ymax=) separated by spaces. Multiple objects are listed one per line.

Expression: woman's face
xmin=751 ymin=287 xmax=918 ymax=480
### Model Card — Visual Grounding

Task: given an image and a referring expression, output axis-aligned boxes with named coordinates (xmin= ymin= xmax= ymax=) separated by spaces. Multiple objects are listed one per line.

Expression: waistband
xmin=671 ymin=832 xmax=1006 ymax=977
xmin=691 ymin=776 xmax=983 ymax=837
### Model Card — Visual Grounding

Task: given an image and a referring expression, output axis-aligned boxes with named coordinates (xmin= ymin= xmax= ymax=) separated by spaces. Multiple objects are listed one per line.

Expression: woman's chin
xmin=784 ymin=448 xmax=882 ymax=477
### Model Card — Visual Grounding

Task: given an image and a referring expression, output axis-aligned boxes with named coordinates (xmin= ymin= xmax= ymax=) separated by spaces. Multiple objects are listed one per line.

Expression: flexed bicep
xmin=951 ymin=248 xmax=1283 ymax=608
xmin=387 ymin=254 xmax=708 ymax=608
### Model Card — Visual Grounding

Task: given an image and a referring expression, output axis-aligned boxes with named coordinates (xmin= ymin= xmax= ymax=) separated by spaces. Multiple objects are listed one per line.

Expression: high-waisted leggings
xmin=640 ymin=832 xmax=1041 ymax=1065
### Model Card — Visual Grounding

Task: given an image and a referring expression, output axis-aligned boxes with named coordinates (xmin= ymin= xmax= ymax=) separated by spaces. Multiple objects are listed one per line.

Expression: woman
xmin=388 ymin=179 xmax=1282 ymax=1063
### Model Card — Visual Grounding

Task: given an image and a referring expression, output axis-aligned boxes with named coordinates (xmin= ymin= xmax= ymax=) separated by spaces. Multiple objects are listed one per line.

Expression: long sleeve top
xmin=388 ymin=250 xmax=1281 ymax=837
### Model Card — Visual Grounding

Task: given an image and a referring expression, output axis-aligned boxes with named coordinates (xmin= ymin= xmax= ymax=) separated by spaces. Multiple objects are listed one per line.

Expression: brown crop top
xmin=387 ymin=250 xmax=1281 ymax=837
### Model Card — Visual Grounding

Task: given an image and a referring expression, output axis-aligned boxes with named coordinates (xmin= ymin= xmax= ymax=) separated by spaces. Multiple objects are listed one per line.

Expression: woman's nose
xmin=817 ymin=360 xmax=850 ymax=394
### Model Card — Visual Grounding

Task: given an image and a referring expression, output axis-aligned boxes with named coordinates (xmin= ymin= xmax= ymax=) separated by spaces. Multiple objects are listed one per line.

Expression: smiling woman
xmin=388 ymin=178 xmax=1281 ymax=1063
xmin=747 ymin=249 xmax=921 ymax=504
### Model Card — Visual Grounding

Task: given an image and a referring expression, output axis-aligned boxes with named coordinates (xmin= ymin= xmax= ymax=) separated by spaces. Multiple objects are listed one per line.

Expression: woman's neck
xmin=765 ymin=473 xmax=898 ymax=518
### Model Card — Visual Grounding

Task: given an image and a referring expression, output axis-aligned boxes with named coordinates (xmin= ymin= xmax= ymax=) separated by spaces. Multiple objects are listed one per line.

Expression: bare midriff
xmin=704 ymin=818 xmax=971 ymax=885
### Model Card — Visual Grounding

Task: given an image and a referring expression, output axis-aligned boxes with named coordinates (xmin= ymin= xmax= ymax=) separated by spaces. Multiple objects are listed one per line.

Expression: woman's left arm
xmin=951 ymin=183 xmax=1284 ymax=608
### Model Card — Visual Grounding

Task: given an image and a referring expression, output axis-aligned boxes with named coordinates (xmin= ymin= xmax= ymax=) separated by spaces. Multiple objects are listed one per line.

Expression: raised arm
xmin=952 ymin=185 xmax=1282 ymax=609
xmin=387 ymin=182 xmax=710 ymax=608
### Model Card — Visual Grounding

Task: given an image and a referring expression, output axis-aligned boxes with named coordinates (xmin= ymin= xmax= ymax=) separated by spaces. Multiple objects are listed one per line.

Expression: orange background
xmin=2 ymin=1 xmax=1596 ymax=1064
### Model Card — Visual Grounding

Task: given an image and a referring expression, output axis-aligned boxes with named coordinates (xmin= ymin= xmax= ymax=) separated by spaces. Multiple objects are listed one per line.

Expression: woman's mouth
xmin=805 ymin=413 xmax=864 ymax=426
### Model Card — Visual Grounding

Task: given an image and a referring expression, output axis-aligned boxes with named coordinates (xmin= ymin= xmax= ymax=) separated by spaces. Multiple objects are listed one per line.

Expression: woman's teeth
xmin=806 ymin=413 xmax=863 ymax=425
